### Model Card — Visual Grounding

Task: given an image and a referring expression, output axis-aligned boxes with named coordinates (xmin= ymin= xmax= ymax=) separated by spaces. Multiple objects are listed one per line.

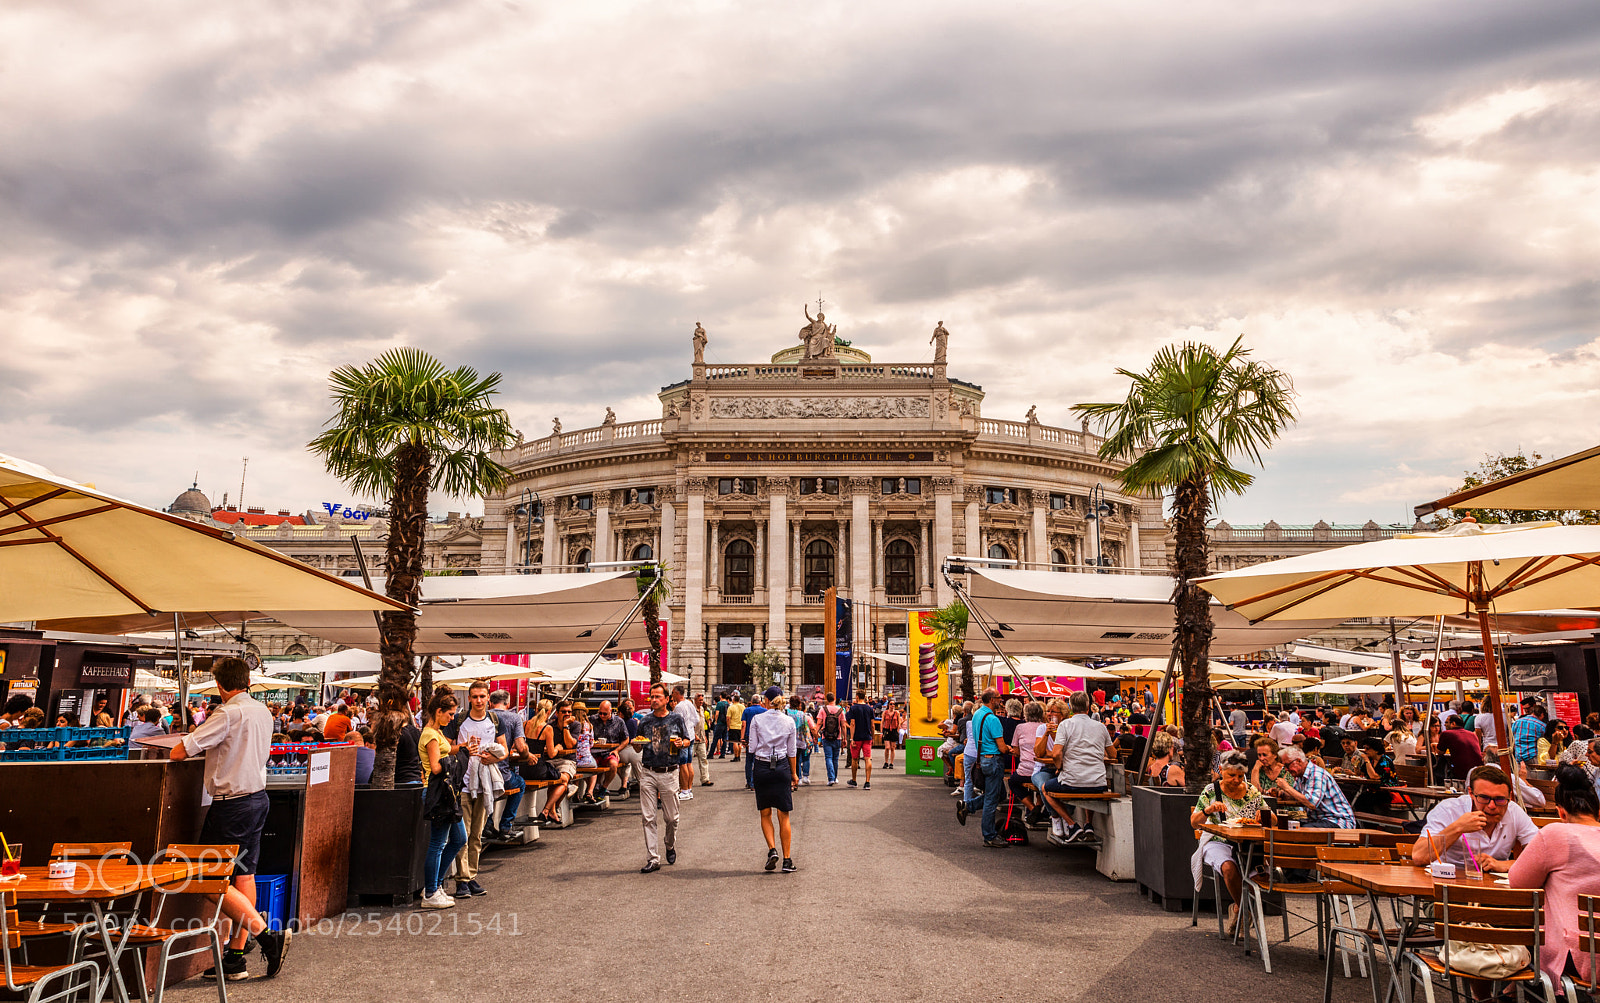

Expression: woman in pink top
xmin=1508 ymin=764 xmax=1600 ymax=988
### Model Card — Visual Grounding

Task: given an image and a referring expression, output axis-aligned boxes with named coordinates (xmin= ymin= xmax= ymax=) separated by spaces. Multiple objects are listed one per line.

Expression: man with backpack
xmin=956 ymin=690 xmax=1012 ymax=847
xmin=817 ymin=693 xmax=847 ymax=786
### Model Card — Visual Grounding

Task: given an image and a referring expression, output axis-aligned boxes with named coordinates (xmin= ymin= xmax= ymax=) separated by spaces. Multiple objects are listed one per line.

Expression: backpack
xmin=822 ymin=707 xmax=843 ymax=740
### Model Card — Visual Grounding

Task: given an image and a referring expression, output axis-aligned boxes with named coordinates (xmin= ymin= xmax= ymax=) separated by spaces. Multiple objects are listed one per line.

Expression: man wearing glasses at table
xmin=1412 ymin=764 xmax=1540 ymax=873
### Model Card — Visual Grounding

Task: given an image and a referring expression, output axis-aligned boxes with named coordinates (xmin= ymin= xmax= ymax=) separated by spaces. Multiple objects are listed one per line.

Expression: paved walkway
xmin=170 ymin=765 xmax=1376 ymax=1002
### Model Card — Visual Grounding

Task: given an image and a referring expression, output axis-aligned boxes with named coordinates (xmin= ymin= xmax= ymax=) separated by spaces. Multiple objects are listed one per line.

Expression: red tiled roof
xmin=212 ymin=510 xmax=306 ymax=526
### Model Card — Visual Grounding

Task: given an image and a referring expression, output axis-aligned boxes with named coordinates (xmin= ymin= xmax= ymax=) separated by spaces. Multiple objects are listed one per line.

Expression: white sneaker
xmin=420 ymin=889 xmax=455 ymax=910
xmin=800 ymin=778 xmax=810 ymax=786
xmin=1051 ymin=817 xmax=1065 ymax=838
xmin=675 ymin=790 xmax=692 ymax=801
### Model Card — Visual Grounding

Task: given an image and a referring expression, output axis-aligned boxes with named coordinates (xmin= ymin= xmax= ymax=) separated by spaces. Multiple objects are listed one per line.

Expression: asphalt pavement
xmin=166 ymin=760 xmax=1379 ymax=1002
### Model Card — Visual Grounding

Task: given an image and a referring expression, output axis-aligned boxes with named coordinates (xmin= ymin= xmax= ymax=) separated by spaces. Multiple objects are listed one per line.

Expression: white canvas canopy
xmin=531 ymin=659 xmax=687 ymax=686
xmin=1417 ymin=443 xmax=1600 ymax=517
xmin=960 ymin=568 xmax=1339 ymax=658
xmin=969 ymin=654 xmax=1119 ymax=680
xmin=269 ymin=572 xmax=653 ymax=655
xmin=191 ymin=672 xmax=316 ymax=695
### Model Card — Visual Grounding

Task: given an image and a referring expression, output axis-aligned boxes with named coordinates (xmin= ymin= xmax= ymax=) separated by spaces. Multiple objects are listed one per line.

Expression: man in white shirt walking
xmin=746 ymin=685 xmax=800 ymax=872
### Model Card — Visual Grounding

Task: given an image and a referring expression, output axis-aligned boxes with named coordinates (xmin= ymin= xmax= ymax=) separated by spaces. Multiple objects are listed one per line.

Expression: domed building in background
xmin=480 ymin=318 xmax=1170 ymax=694
xmin=166 ymin=483 xmax=213 ymax=520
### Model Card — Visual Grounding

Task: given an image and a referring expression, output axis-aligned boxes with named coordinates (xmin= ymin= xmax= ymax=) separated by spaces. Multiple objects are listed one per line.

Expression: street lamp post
xmin=1085 ymin=483 xmax=1114 ymax=572
xmin=516 ymin=488 xmax=542 ymax=573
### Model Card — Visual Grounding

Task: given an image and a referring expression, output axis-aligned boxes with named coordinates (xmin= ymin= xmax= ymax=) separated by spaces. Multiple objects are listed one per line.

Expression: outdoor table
xmin=1196 ymin=822 xmax=1384 ymax=880
xmin=6 ymin=861 xmax=200 ymax=1003
xmin=1316 ymin=861 xmax=1506 ymax=1003
xmin=1386 ymin=785 xmax=1459 ymax=801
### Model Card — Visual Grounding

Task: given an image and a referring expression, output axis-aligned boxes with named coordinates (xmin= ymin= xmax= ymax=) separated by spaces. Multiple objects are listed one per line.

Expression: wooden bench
xmin=1022 ymin=782 xmax=1133 ymax=879
xmin=1353 ymin=811 xmax=1404 ymax=831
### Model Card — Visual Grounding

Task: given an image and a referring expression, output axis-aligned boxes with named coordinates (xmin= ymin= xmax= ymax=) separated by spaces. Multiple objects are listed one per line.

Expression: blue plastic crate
xmin=0 ymin=747 xmax=64 ymax=762
xmin=0 ymin=728 xmax=59 ymax=746
xmin=62 ymin=746 xmax=131 ymax=761
xmin=255 ymin=874 xmax=290 ymax=933
xmin=56 ymin=726 xmax=130 ymax=745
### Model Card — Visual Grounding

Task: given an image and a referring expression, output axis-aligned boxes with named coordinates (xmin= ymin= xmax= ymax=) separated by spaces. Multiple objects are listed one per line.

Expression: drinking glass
xmin=2 ymin=843 xmax=22 ymax=876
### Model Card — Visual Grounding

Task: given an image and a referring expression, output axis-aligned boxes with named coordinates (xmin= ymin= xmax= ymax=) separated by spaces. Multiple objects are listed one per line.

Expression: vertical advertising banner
xmin=834 ymin=595 xmax=853 ymax=701
xmin=908 ymin=610 xmax=947 ymax=738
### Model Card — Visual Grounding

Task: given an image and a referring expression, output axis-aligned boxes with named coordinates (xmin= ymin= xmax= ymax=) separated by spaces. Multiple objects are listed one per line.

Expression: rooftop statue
xmin=930 ymin=321 xmax=949 ymax=364
xmin=692 ymin=322 xmax=707 ymax=364
xmin=799 ymin=304 xmax=837 ymax=360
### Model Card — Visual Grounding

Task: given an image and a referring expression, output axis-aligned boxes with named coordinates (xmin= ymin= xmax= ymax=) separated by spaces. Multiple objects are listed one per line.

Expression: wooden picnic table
xmin=1385 ymin=785 xmax=1461 ymax=801
xmin=6 ymin=861 xmax=202 ymax=1003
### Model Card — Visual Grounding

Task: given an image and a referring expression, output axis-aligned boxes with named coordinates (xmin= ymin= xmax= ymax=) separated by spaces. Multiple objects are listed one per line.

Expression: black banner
xmin=713 ymin=450 xmax=931 ymax=463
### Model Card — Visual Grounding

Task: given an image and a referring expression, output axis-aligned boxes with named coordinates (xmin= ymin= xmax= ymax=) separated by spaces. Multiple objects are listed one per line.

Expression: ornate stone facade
xmin=482 ymin=327 xmax=1169 ymax=694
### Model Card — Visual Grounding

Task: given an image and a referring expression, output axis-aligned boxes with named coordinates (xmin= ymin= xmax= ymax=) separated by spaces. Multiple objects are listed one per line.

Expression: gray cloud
xmin=0 ymin=0 xmax=1597 ymax=521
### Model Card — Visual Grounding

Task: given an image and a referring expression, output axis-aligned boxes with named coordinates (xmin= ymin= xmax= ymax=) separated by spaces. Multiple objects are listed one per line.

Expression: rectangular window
xmin=905 ymin=478 xmax=921 ymax=495
xmin=800 ymin=624 xmax=824 ymax=686
xmin=985 ymin=487 xmax=1014 ymax=505
xmin=574 ymin=494 xmax=593 ymax=511
xmin=719 ymin=478 xmax=735 ymax=495
xmin=722 ymin=477 xmax=755 ymax=495
xmin=799 ymin=478 xmax=839 ymax=496
xmin=635 ymin=487 xmax=656 ymax=505
xmin=881 ymin=478 xmax=897 ymax=494
xmin=1050 ymin=493 xmax=1066 ymax=510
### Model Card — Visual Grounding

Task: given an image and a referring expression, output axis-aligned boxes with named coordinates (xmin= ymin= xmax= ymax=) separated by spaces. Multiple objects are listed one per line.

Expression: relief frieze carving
xmin=707 ymin=396 xmax=930 ymax=420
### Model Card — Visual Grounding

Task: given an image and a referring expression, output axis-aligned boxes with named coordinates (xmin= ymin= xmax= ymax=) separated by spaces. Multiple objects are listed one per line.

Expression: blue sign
xmin=321 ymin=502 xmax=386 ymax=521
xmin=834 ymin=595 xmax=853 ymax=700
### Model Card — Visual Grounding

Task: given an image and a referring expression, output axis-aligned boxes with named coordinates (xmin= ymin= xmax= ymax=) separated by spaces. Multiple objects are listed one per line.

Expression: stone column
xmin=920 ymin=519 xmax=931 ymax=594
xmin=1031 ymin=490 xmax=1049 ymax=569
xmin=709 ymin=518 xmax=721 ymax=596
xmin=1073 ymin=534 xmax=1084 ymax=566
xmin=872 ymin=520 xmax=884 ymax=589
xmin=767 ymin=478 xmax=788 ymax=647
xmin=964 ymin=485 xmax=981 ymax=563
xmin=755 ymin=521 xmax=766 ymax=598
xmin=542 ymin=505 xmax=558 ymax=571
xmin=933 ymin=478 xmax=955 ymax=606
xmin=503 ymin=513 xmax=519 ymax=572
xmin=594 ymin=497 xmax=612 ymax=564
xmin=684 ymin=478 xmax=707 ymax=683
xmin=791 ymin=516 xmax=801 ymax=591
xmin=836 ymin=518 xmax=848 ymax=592
xmin=1129 ymin=502 xmax=1142 ymax=569
xmin=850 ymin=479 xmax=871 ymax=606
xmin=658 ymin=487 xmax=675 ymax=567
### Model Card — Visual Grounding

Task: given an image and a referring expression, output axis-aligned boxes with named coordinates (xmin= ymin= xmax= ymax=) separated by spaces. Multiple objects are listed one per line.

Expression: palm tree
xmin=309 ymin=347 xmax=515 ymax=788
xmin=1074 ymin=337 xmax=1296 ymax=792
xmin=638 ymin=562 xmax=673 ymax=686
xmin=927 ymin=601 xmax=973 ymax=702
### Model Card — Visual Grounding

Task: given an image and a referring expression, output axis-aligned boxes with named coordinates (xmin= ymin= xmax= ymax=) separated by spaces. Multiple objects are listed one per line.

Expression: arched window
xmin=804 ymin=539 xmax=835 ymax=595
xmin=1051 ymin=548 xmax=1068 ymax=571
xmin=574 ymin=547 xmax=591 ymax=569
xmin=631 ymin=543 xmax=653 ymax=561
xmin=885 ymin=539 xmax=916 ymax=596
xmin=724 ymin=539 xmax=753 ymax=595
xmin=986 ymin=543 xmax=1010 ymax=563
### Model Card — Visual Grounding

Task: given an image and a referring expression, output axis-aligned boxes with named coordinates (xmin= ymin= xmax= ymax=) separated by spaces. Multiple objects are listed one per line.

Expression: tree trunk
xmin=960 ymin=653 xmax=975 ymax=703
xmin=369 ymin=441 xmax=431 ymax=790
xmin=368 ymin=708 xmax=409 ymax=789
xmin=419 ymin=655 xmax=434 ymax=704
xmin=642 ymin=593 xmax=662 ymax=686
xmin=1171 ymin=474 xmax=1216 ymax=794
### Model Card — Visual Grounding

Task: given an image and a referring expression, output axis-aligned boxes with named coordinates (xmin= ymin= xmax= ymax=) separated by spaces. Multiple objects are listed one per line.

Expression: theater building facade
xmin=480 ymin=326 xmax=1169 ymax=694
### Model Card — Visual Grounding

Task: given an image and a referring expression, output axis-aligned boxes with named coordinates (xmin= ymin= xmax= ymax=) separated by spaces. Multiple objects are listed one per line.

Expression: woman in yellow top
xmin=1540 ymin=719 xmax=1572 ymax=765
xmin=420 ymin=691 xmax=467 ymax=909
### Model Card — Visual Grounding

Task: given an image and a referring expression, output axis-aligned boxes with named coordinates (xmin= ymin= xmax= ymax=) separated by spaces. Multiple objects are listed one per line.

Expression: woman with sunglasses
xmin=1410 ymin=763 xmax=1541 ymax=873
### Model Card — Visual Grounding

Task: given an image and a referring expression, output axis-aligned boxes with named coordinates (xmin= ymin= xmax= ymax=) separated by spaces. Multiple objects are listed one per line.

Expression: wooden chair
xmin=117 ymin=844 xmax=238 ymax=1003
xmin=1318 ymin=846 xmax=1413 ymax=1003
xmin=1240 ymin=828 xmax=1341 ymax=975
xmin=1 ymin=891 xmax=102 ymax=1003
xmin=1404 ymin=883 xmax=1553 ymax=1003
xmin=1563 ymin=893 xmax=1600 ymax=1000
xmin=13 ymin=842 xmax=136 ymax=959
xmin=1394 ymin=764 xmax=1429 ymax=787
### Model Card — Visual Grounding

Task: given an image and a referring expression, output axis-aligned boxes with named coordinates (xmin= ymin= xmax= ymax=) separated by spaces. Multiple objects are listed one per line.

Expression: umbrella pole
xmin=174 ymin=613 xmax=187 ymax=724
xmin=1388 ymin=617 xmax=1407 ymax=721
xmin=1425 ymin=615 xmax=1443 ymax=787
xmin=1477 ymin=600 xmax=1509 ymax=765
xmin=1134 ymin=643 xmax=1180 ymax=787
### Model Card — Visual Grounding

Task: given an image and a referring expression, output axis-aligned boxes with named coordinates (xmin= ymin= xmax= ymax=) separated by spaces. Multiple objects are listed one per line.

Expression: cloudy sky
xmin=3 ymin=0 xmax=1597 ymax=525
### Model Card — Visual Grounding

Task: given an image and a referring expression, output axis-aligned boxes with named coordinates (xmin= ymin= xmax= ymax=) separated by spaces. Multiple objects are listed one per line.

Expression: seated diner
xmin=1411 ymin=763 xmax=1539 ymax=872
xmin=1189 ymin=750 xmax=1267 ymax=937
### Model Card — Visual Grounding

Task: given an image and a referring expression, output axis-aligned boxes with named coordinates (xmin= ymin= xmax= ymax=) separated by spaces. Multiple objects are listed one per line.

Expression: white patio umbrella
xmin=1416 ymin=443 xmax=1600 ymax=517
xmin=969 ymin=654 xmax=1120 ymax=680
xmin=431 ymin=658 xmax=553 ymax=685
xmin=1198 ymin=520 xmax=1600 ymax=749
xmin=191 ymin=672 xmax=317 ymax=695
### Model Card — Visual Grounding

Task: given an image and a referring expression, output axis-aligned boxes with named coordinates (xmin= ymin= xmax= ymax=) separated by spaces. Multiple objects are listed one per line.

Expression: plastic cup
xmin=2 ymin=844 xmax=22 ymax=876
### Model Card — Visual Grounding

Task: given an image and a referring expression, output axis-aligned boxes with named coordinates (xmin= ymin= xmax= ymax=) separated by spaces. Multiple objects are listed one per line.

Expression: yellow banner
xmin=908 ymin=610 xmax=948 ymax=738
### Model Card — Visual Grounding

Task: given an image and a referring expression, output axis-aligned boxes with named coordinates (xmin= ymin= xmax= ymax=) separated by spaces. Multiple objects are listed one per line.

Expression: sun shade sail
xmin=1416 ymin=444 xmax=1600 ymax=517
xmin=961 ymin=569 xmax=1339 ymax=657
xmin=267 ymin=571 xmax=652 ymax=655
xmin=0 ymin=452 xmax=404 ymax=624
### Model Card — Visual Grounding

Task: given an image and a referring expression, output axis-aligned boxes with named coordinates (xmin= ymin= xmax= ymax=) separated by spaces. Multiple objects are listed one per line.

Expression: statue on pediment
xmin=799 ymin=305 xmax=837 ymax=360
xmin=930 ymin=321 xmax=949 ymax=364
xmin=692 ymin=322 xmax=707 ymax=364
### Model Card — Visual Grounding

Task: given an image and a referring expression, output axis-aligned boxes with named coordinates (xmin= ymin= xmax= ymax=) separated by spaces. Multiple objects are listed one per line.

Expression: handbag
xmin=1437 ymin=930 xmax=1531 ymax=979
xmin=519 ymin=758 xmax=559 ymax=783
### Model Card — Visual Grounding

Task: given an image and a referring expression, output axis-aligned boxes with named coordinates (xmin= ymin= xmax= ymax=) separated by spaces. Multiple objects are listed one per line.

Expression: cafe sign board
xmin=77 ymin=654 xmax=132 ymax=687
xmin=1422 ymin=657 xmax=1485 ymax=680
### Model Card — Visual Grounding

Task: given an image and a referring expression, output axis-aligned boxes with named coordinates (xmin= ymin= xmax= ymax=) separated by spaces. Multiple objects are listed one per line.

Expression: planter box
xmin=347 ymin=785 xmax=427 ymax=906
xmin=1132 ymin=785 xmax=1213 ymax=913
